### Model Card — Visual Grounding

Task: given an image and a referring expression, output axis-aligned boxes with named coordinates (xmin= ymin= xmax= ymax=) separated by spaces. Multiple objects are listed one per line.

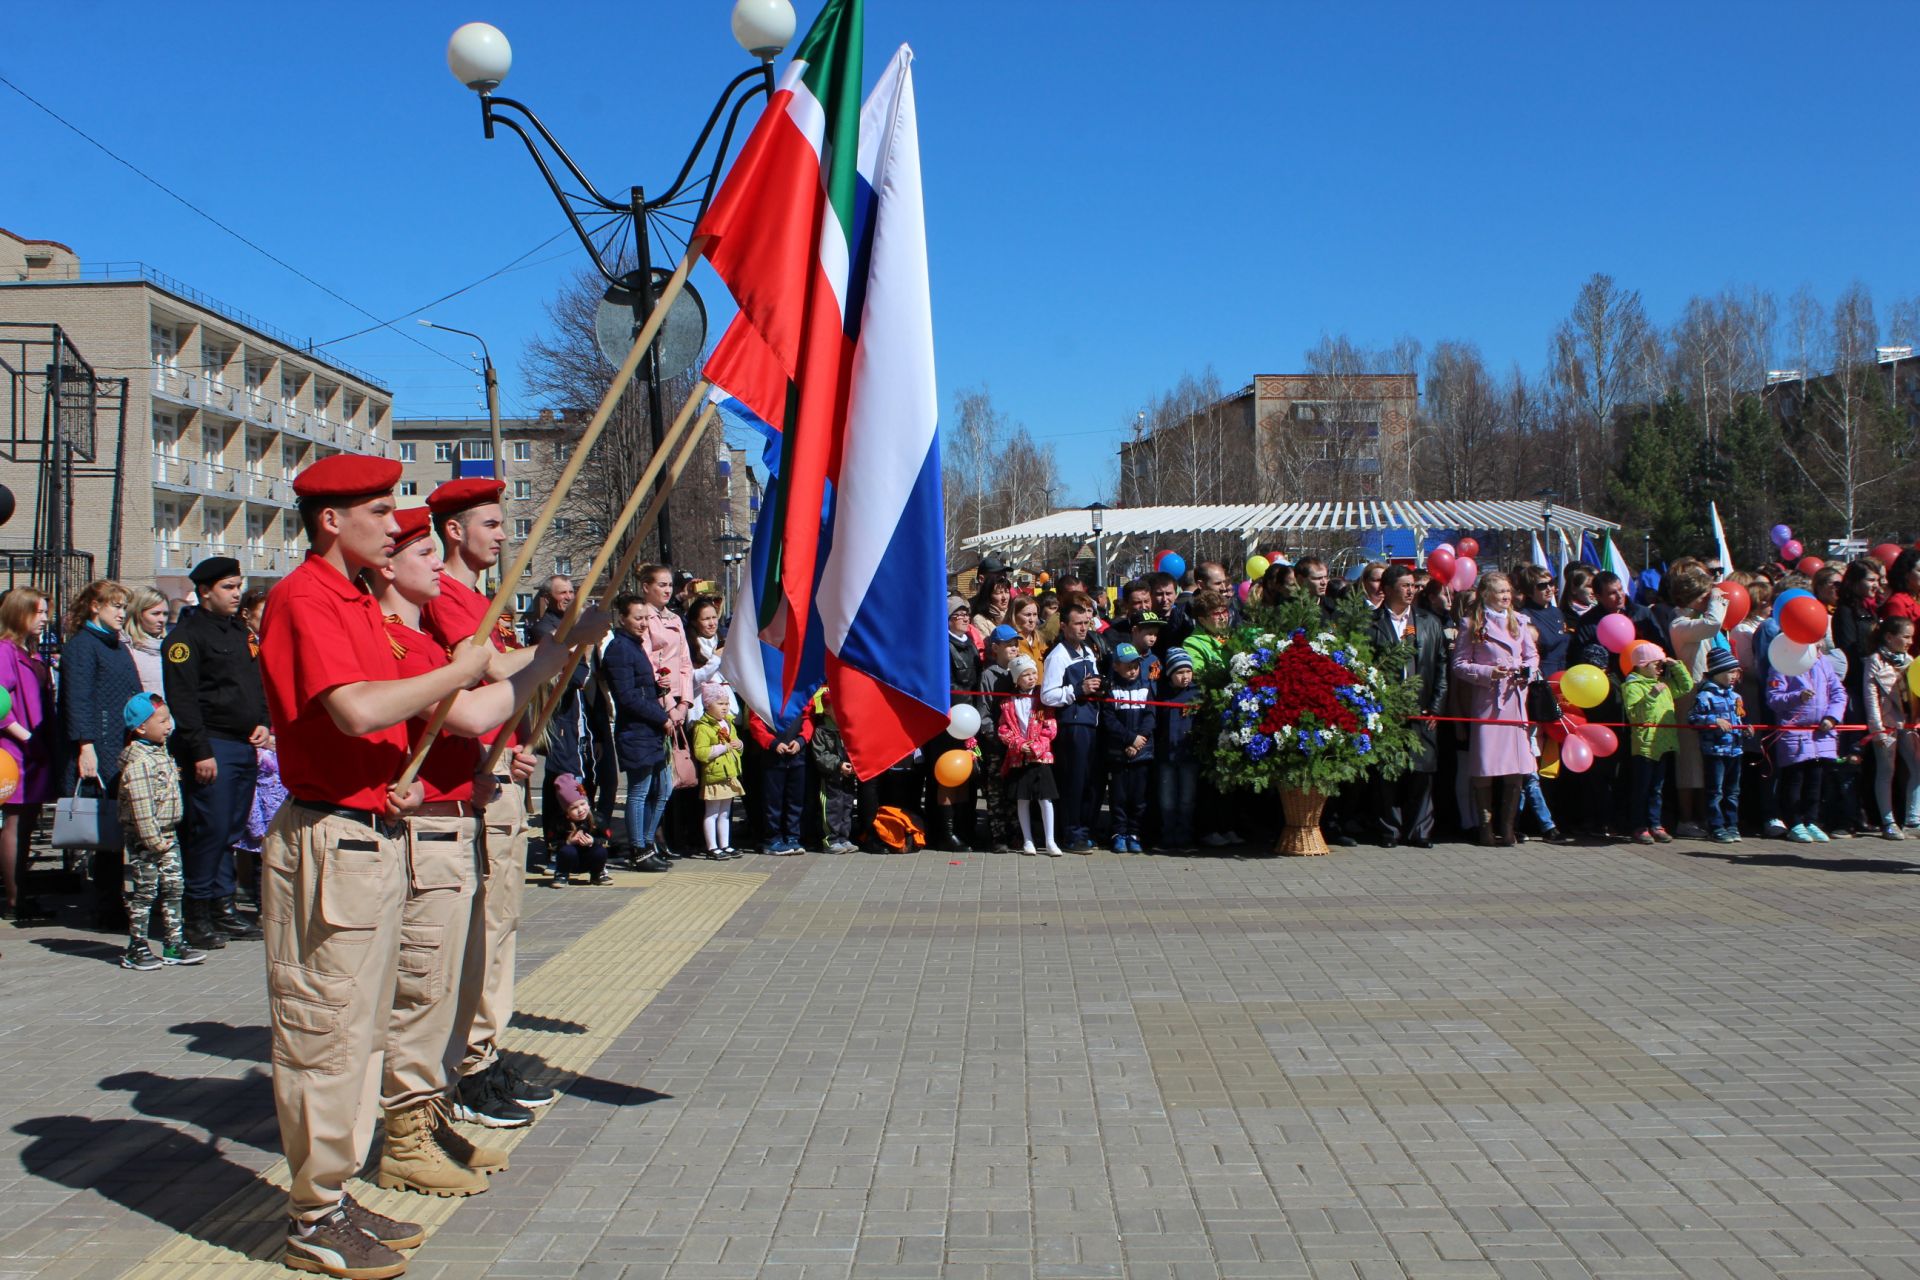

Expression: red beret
xmin=392 ymin=506 xmax=433 ymax=551
xmin=293 ymin=453 xmax=402 ymax=499
xmin=427 ymin=477 xmax=506 ymax=518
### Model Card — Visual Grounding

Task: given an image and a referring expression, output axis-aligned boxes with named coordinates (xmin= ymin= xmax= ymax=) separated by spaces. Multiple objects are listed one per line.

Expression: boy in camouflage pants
xmin=116 ymin=692 xmax=204 ymax=971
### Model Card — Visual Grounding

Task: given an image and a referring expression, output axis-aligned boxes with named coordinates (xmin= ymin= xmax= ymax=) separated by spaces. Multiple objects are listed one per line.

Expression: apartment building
xmin=0 ymin=229 xmax=390 ymax=599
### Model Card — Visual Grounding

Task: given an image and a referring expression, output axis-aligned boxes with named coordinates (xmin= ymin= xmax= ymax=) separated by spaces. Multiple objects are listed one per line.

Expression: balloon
xmin=1781 ymin=539 xmax=1804 ymax=561
xmin=1245 ymin=555 xmax=1270 ymax=581
xmin=1037 ymin=572 xmax=1051 ymax=584
xmin=1779 ymin=595 xmax=1829 ymax=645
xmin=1449 ymin=556 xmax=1478 ymax=593
xmin=1159 ymin=553 xmax=1187 ymax=581
xmin=0 ymin=751 xmax=15 ymax=803
xmin=0 ymin=686 xmax=11 ymax=721
xmin=1873 ymin=543 xmax=1903 ymax=568
xmin=1539 ymin=738 xmax=1560 ymax=775
xmin=1434 ymin=542 xmax=1456 ymax=556
xmin=1909 ymin=660 xmax=1920 ymax=699
xmin=1546 ymin=718 xmax=1572 ymax=742
xmin=933 ymin=749 xmax=974 ymax=788
xmin=1426 ymin=548 xmax=1456 ymax=581
xmin=1774 ymin=587 xmax=1813 ymax=610
xmin=1596 ymin=612 xmax=1637 ymax=653
xmin=1562 ymin=664 xmax=1609 ymax=709
xmin=1560 ymin=733 xmax=1594 ymax=773
xmin=946 ymin=704 xmax=982 ymax=740
xmin=1236 ymin=581 xmax=1251 ymax=603
xmin=1768 ymin=633 xmax=1818 ymax=677
xmin=1580 ymin=724 xmax=1619 ymax=758
xmin=1796 ymin=555 xmax=1824 ymax=576
xmin=1771 ymin=523 xmax=1793 ymax=549
xmin=1619 ymin=641 xmax=1663 ymax=676
xmin=1457 ymin=536 xmax=1480 ymax=559
xmin=1717 ymin=580 xmax=1750 ymax=631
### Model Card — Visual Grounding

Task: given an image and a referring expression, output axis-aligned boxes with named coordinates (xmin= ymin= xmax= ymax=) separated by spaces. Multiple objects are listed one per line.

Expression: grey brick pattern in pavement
xmin=5 ymin=835 xmax=1920 ymax=1279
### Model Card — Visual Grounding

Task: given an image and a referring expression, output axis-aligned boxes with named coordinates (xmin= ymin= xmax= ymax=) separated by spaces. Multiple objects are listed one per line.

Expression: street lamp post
xmin=716 ymin=531 xmax=750 ymax=611
xmin=1088 ymin=501 xmax=1108 ymax=599
xmin=417 ymin=319 xmax=504 ymax=489
xmin=1536 ymin=486 xmax=1558 ymax=566
xmin=444 ymin=0 xmax=795 ymax=565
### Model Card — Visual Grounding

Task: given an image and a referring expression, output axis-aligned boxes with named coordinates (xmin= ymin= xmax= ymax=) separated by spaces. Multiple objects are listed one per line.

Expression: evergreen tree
xmin=1609 ymin=392 xmax=1707 ymax=562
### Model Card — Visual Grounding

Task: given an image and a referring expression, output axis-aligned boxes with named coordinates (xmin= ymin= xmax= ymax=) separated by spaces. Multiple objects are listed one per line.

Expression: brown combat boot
xmin=429 ymin=1095 xmax=508 ymax=1174
xmin=375 ymin=1102 xmax=488 ymax=1197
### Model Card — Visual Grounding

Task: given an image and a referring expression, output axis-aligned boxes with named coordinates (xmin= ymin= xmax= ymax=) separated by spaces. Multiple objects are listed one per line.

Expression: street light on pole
xmin=417 ymin=319 xmax=503 ymax=487
xmin=444 ymin=0 xmax=795 ymax=565
xmin=1088 ymin=501 xmax=1108 ymax=600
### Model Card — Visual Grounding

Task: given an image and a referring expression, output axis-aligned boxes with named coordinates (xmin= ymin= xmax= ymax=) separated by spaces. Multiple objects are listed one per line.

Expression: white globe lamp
xmin=731 ymin=0 xmax=796 ymax=61
xmin=447 ymin=23 xmax=513 ymax=93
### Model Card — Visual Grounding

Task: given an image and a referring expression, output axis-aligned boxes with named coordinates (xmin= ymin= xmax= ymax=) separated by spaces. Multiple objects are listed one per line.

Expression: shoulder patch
xmin=166 ymin=642 xmax=191 ymax=664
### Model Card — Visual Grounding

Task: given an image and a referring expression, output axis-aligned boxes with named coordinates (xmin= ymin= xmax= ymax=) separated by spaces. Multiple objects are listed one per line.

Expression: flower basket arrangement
xmin=1201 ymin=593 xmax=1424 ymax=854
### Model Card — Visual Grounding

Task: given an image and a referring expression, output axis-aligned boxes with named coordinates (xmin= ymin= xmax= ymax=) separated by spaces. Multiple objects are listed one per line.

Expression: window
xmin=434 ymin=442 xmax=455 ymax=462
xmin=460 ymin=439 xmax=493 ymax=461
xmin=399 ymin=481 xmax=418 ymax=497
xmin=511 ymin=441 xmax=531 ymax=462
xmin=554 ymin=441 xmax=571 ymax=462
xmin=282 ymin=512 xmax=300 ymax=543
xmin=514 ymin=518 xmax=532 ymax=538
xmin=554 ymin=555 xmax=573 ymax=576
xmin=398 ymin=442 xmax=416 ymax=462
xmin=514 ymin=593 xmax=533 ymax=615
xmin=150 ymin=324 xmax=179 ymax=369
xmin=552 ymin=517 xmax=571 ymax=536
xmin=512 ymin=479 xmax=532 ymax=501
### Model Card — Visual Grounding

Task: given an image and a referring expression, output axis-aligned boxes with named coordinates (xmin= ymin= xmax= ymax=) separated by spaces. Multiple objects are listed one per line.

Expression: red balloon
xmin=1781 ymin=539 xmax=1804 ymax=561
xmin=1546 ymin=718 xmax=1571 ymax=742
xmin=1797 ymin=555 xmax=1825 ymax=576
xmin=1717 ymin=580 xmax=1750 ymax=631
xmin=1426 ymin=547 xmax=1456 ymax=581
xmin=1580 ymin=724 xmax=1619 ymax=758
xmin=1779 ymin=595 xmax=1829 ymax=645
xmin=1457 ymin=536 xmax=1481 ymax=559
xmin=1873 ymin=543 xmax=1903 ymax=567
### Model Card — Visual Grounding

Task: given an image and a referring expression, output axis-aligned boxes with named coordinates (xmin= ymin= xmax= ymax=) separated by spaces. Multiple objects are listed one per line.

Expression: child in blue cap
xmin=1100 ymin=643 xmax=1156 ymax=852
xmin=116 ymin=692 xmax=204 ymax=971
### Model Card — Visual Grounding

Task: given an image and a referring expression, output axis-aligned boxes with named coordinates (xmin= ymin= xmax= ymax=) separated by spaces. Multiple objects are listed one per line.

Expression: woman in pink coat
xmin=0 ymin=588 xmax=57 ymax=921
xmin=1450 ymin=572 xmax=1539 ymax=846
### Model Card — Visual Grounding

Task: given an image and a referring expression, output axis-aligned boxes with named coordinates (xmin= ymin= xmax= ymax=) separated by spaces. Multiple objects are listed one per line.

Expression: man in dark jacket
xmin=1369 ymin=565 xmax=1449 ymax=848
xmin=602 ymin=597 xmax=687 ymax=864
xmin=163 ymin=556 xmax=270 ymax=948
xmin=927 ymin=596 xmax=984 ymax=851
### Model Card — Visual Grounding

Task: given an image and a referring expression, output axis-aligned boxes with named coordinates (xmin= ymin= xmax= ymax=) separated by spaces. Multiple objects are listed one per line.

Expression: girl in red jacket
xmin=997 ymin=655 xmax=1062 ymax=856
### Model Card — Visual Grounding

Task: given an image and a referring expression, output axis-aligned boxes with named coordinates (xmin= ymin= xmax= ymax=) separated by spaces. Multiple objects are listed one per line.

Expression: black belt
xmin=293 ymin=799 xmax=406 ymax=837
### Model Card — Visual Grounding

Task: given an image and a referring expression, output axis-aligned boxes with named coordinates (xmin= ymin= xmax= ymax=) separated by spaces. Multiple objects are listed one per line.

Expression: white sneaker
xmin=1222 ymin=830 xmax=1245 ymax=845
xmin=1200 ymin=832 xmax=1230 ymax=847
xmin=1020 ymin=841 xmax=1037 ymax=855
xmin=1042 ymin=843 xmax=1063 ymax=857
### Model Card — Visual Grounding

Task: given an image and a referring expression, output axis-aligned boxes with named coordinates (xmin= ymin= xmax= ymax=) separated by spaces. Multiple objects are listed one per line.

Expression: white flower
xmin=1256 ymin=632 xmax=1276 ymax=648
xmin=1230 ymin=653 xmax=1256 ymax=678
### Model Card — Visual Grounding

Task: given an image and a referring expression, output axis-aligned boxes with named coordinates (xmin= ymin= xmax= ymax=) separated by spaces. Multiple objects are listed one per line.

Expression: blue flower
xmin=1332 ymin=650 xmax=1349 ymax=667
xmin=1248 ymin=735 xmax=1272 ymax=760
xmin=1355 ymin=733 xmax=1372 ymax=754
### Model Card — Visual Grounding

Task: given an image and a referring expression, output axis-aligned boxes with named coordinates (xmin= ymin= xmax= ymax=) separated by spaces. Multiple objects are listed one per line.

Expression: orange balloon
xmin=1037 ymin=572 xmax=1051 ymax=584
xmin=0 ymin=752 xmax=18 ymax=804
xmin=933 ymin=749 xmax=974 ymax=788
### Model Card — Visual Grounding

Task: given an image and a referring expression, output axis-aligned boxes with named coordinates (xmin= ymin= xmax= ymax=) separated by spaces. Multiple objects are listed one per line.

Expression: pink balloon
xmin=1596 ymin=612 xmax=1636 ymax=654
xmin=1449 ymin=556 xmax=1478 ymax=593
xmin=1236 ymin=581 xmax=1250 ymax=603
xmin=1560 ymin=732 xmax=1594 ymax=773
xmin=1781 ymin=539 xmax=1804 ymax=561
xmin=1580 ymin=724 xmax=1618 ymax=758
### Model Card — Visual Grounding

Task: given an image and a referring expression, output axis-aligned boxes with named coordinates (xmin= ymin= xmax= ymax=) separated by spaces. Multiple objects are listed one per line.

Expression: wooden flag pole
xmin=475 ymin=383 xmax=711 ymax=774
xmin=394 ymin=236 xmax=708 ymax=791
xmin=506 ymin=400 xmax=721 ymax=769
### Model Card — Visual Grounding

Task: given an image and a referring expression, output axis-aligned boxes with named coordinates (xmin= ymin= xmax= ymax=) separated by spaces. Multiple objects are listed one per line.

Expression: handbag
xmin=53 ymin=778 xmax=123 ymax=852
xmin=668 ymin=723 xmax=698 ymax=791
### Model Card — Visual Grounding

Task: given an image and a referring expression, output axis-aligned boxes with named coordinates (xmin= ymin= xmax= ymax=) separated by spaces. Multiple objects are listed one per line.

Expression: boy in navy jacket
xmin=1153 ymin=648 xmax=1202 ymax=851
xmin=1100 ymin=643 xmax=1156 ymax=853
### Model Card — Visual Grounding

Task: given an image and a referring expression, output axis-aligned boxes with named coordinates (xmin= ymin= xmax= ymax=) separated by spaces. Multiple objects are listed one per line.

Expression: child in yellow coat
xmin=692 ymin=680 xmax=745 ymax=858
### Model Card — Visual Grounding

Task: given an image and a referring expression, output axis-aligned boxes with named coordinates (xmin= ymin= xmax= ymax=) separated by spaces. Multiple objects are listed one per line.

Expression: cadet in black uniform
xmin=162 ymin=556 xmax=271 ymax=950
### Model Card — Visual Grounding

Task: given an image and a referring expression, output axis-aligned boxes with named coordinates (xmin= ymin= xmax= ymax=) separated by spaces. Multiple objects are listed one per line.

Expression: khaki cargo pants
xmin=260 ymin=802 xmax=407 ymax=1222
xmin=380 ymin=809 xmax=479 ymax=1112
xmin=450 ymin=776 xmax=527 ymax=1080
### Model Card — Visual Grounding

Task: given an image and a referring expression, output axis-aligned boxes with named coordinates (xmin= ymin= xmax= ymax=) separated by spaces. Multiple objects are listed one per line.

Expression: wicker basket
xmin=1277 ymin=787 xmax=1329 ymax=856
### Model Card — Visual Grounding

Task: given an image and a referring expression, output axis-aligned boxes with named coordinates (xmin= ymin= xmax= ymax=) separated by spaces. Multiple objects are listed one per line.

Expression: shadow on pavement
xmin=15 ymin=1114 xmax=282 ymax=1256
xmin=29 ymin=935 xmax=127 ymax=965
xmin=168 ymin=1021 xmax=271 ymax=1063
xmin=507 ymin=1011 xmax=589 ymax=1034
xmin=99 ymin=1069 xmax=279 ymax=1152
xmin=560 ymin=1074 xmax=672 ymax=1108
xmin=1679 ymin=847 xmax=1920 ymax=873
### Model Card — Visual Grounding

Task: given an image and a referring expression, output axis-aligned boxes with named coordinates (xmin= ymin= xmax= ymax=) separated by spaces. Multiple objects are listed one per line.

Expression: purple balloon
xmin=1770 ymin=523 xmax=1793 ymax=548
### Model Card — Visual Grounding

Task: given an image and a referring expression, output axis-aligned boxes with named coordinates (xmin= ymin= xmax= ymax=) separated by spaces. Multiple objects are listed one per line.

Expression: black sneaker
xmin=121 ymin=941 xmax=161 ymax=971
xmin=284 ymin=1206 xmax=407 ymax=1278
xmin=590 ymin=871 xmax=614 ymax=886
xmin=551 ymin=875 xmax=572 ymax=888
xmin=338 ymin=1191 xmax=425 ymax=1250
xmin=452 ymin=1068 xmax=533 ymax=1129
xmin=161 ymin=941 xmax=207 ymax=966
xmin=493 ymin=1058 xmax=557 ymax=1108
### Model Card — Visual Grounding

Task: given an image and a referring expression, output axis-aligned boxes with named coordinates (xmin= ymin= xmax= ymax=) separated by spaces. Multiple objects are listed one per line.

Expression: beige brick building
xmin=0 ymin=229 xmax=390 ymax=601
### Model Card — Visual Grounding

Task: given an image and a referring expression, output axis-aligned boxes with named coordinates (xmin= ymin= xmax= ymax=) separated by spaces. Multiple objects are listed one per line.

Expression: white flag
xmin=1709 ymin=502 xmax=1734 ymax=578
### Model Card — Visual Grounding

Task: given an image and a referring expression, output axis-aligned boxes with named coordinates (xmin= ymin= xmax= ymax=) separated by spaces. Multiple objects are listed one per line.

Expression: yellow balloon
xmin=1245 ymin=555 xmax=1270 ymax=581
xmin=934 ymin=749 xmax=973 ymax=789
xmin=1909 ymin=660 xmax=1920 ymax=699
xmin=1562 ymin=663 xmax=1609 ymax=710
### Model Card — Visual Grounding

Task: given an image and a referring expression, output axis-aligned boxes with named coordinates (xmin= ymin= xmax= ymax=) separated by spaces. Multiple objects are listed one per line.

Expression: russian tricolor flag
xmin=698 ymin=10 xmax=947 ymax=779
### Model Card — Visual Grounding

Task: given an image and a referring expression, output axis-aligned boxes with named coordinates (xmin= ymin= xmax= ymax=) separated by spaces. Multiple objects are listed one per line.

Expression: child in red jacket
xmin=997 ymin=655 xmax=1061 ymax=856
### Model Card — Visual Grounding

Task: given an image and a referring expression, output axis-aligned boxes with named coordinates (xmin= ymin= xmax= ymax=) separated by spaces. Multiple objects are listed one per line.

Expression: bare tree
xmin=1259 ymin=334 xmax=1420 ymax=499
xmin=1416 ymin=340 xmax=1502 ymax=499
xmin=1549 ymin=273 xmax=1660 ymax=509
xmin=1777 ymin=282 xmax=1909 ymax=537
xmin=521 ymin=269 xmax=723 ymax=591
xmin=1668 ymin=288 xmax=1776 ymax=443
xmin=940 ymin=385 xmax=1060 ymax=566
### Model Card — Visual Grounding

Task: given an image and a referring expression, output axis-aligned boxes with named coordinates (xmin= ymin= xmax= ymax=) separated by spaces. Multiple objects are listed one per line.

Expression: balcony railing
xmin=153 ymin=453 xmax=241 ymax=497
xmin=151 ymin=365 xmax=388 ymax=457
xmin=156 ymin=539 xmax=244 ymax=573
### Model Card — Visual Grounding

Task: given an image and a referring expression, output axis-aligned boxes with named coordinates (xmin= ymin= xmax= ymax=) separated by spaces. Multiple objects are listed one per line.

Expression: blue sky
xmin=7 ymin=1 xmax=1915 ymax=505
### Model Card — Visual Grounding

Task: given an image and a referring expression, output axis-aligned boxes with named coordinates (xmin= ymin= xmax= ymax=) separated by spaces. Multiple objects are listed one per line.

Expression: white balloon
xmin=947 ymin=704 xmax=982 ymax=739
xmin=1768 ymin=632 xmax=1818 ymax=677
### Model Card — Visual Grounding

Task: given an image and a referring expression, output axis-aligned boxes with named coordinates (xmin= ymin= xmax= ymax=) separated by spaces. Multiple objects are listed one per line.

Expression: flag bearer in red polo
xmin=366 ymin=506 xmax=609 ymax=1198
xmin=417 ymin=477 xmax=553 ymax=1127
xmin=258 ymin=455 xmax=494 ymax=1279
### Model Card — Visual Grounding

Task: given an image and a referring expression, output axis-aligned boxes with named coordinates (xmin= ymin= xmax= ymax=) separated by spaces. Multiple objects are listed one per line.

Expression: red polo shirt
xmin=420 ymin=572 xmax=520 ymax=754
xmin=384 ymin=615 xmax=479 ymax=803
xmin=259 ymin=553 xmax=409 ymax=811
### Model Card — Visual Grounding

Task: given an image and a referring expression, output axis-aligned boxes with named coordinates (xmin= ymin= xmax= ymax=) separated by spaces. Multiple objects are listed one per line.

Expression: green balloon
xmin=0 ymin=686 xmax=12 ymax=721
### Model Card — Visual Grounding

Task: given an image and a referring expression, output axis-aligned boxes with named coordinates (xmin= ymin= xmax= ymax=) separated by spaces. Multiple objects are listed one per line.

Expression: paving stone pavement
xmin=6 ymin=833 xmax=1920 ymax=1279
